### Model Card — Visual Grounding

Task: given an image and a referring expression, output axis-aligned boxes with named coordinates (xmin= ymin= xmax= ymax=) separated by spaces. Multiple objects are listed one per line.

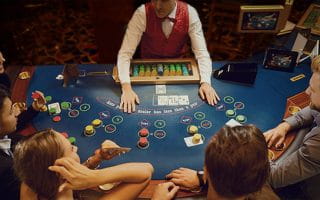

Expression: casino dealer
xmin=117 ymin=0 xmax=220 ymax=113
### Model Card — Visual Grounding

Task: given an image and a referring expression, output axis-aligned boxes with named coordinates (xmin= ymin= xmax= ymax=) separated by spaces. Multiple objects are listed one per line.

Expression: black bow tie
xmin=162 ymin=16 xmax=176 ymax=23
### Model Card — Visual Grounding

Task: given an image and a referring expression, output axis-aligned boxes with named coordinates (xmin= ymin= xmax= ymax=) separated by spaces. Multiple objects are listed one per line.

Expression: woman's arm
xmin=49 ymin=157 xmax=153 ymax=191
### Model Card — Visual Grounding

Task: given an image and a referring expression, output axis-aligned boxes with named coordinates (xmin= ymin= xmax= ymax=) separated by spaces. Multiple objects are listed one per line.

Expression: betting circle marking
xmin=104 ymin=124 xmax=117 ymax=134
xmin=154 ymin=120 xmax=166 ymax=128
xmin=223 ymin=96 xmax=235 ymax=104
xmin=68 ymin=109 xmax=79 ymax=118
xmin=112 ymin=116 xmax=123 ymax=124
xmin=233 ymin=102 xmax=245 ymax=110
xmin=194 ymin=112 xmax=205 ymax=120
xmin=200 ymin=120 xmax=212 ymax=129
xmin=79 ymin=103 xmax=91 ymax=112
xmin=154 ymin=130 xmax=166 ymax=139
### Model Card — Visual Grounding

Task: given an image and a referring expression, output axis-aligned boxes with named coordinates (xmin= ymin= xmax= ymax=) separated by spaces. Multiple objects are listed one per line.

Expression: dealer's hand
xmin=120 ymin=83 xmax=140 ymax=113
xmin=264 ymin=122 xmax=291 ymax=148
xmin=166 ymin=168 xmax=200 ymax=190
xmin=199 ymin=82 xmax=220 ymax=106
xmin=151 ymin=182 xmax=179 ymax=200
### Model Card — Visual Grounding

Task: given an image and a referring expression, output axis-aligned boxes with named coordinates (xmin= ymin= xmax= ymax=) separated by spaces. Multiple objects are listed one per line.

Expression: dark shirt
xmin=0 ymin=73 xmax=11 ymax=90
xmin=0 ymin=106 xmax=39 ymax=200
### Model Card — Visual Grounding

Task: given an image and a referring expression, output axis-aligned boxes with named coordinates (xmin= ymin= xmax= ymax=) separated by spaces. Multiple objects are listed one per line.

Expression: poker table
xmin=12 ymin=60 xmax=311 ymax=198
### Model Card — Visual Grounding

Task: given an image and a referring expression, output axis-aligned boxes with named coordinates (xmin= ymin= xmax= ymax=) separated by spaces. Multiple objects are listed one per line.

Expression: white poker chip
xmin=56 ymin=74 xmax=64 ymax=80
xmin=99 ymin=183 xmax=118 ymax=191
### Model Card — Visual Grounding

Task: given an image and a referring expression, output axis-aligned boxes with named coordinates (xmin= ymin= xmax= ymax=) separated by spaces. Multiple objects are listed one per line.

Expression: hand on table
xmin=120 ymin=83 xmax=140 ymax=113
xmin=166 ymin=168 xmax=200 ymax=190
xmin=49 ymin=157 xmax=98 ymax=191
xmin=264 ymin=122 xmax=291 ymax=149
xmin=31 ymin=91 xmax=47 ymax=111
xmin=151 ymin=182 xmax=179 ymax=200
xmin=199 ymin=83 xmax=220 ymax=106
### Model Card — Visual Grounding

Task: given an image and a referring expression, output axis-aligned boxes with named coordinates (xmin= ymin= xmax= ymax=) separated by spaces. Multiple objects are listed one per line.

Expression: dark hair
xmin=0 ymin=84 xmax=10 ymax=111
xmin=13 ymin=129 xmax=65 ymax=200
xmin=205 ymin=125 xmax=270 ymax=198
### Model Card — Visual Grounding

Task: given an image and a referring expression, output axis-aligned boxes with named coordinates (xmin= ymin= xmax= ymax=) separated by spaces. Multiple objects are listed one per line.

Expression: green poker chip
xmin=61 ymin=102 xmax=71 ymax=110
xmin=45 ymin=96 xmax=52 ymax=102
xmin=225 ymin=109 xmax=236 ymax=117
xmin=68 ymin=137 xmax=76 ymax=144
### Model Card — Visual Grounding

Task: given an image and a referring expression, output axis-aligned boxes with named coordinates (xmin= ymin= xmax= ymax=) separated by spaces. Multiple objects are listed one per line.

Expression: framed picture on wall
xmin=297 ymin=4 xmax=320 ymax=36
xmin=238 ymin=5 xmax=285 ymax=33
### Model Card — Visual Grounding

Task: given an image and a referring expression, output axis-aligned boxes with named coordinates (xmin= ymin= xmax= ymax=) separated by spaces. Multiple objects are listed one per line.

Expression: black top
xmin=0 ymin=106 xmax=39 ymax=200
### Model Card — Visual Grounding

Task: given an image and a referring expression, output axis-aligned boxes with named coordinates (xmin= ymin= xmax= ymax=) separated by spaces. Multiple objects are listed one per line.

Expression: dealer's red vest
xmin=141 ymin=1 xmax=189 ymax=58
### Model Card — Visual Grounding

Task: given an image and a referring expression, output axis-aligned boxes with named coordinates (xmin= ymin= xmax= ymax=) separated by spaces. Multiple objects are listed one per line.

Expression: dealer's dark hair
xmin=13 ymin=129 xmax=65 ymax=200
xmin=205 ymin=125 xmax=269 ymax=198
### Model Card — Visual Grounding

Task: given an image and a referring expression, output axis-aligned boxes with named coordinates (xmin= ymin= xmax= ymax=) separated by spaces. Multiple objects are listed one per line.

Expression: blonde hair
xmin=311 ymin=55 xmax=320 ymax=73
xmin=13 ymin=129 xmax=64 ymax=200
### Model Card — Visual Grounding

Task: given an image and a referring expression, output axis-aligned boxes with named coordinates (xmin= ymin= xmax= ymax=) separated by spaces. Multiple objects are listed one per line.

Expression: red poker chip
xmin=52 ymin=116 xmax=61 ymax=122
xmin=139 ymin=128 xmax=149 ymax=137
xmin=139 ymin=137 xmax=148 ymax=146
xmin=32 ymin=92 xmax=40 ymax=99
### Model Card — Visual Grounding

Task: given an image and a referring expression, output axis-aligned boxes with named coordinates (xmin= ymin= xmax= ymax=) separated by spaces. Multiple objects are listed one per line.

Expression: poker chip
xmin=61 ymin=102 xmax=71 ymax=110
xmin=31 ymin=92 xmax=40 ymax=100
xmin=99 ymin=182 xmax=120 ymax=191
xmin=235 ymin=115 xmax=247 ymax=123
xmin=225 ymin=109 xmax=236 ymax=117
xmin=137 ymin=137 xmax=149 ymax=149
xmin=84 ymin=125 xmax=95 ymax=136
xmin=49 ymin=108 xmax=57 ymax=115
xmin=192 ymin=133 xmax=201 ymax=144
xmin=45 ymin=96 xmax=52 ymax=102
xmin=187 ymin=125 xmax=198 ymax=135
xmin=18 ymin=71 xmax=30 ymax=80
xmin=68 ymin=137 xmax=76 ymax=144
xmin=52 ymin=116 xmax=61 ymax=122
xmin=138 ymin=128 xmax=149 ymax=137
xmin=91 ymin=119 xmax=102 ymax=127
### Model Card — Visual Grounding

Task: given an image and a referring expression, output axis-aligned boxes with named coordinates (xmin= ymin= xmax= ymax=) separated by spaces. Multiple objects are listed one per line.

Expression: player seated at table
xmin=13 ymin=129 xmax=154 ymax=200
xmin=0 ymin=84 xmax=46 ymax=200
xmin=263 ymin=55 xmax=320 ymax=196
xmin=157 ymin=125 xmax=279 ymax=200
xmin=117 ymin=0 xmax=219 ymax=113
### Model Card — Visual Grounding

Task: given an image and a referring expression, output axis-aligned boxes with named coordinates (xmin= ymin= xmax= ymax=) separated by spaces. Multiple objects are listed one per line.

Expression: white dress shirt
xmin=0 ymin=135 xmax=13 ymax=156
xmin=117 ymin=3 xmax=212 ymax=85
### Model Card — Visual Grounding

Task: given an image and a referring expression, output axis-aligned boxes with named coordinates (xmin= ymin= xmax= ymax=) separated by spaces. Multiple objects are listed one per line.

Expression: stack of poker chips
xmin=130 ymin=63 xmax=193 ymax=77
